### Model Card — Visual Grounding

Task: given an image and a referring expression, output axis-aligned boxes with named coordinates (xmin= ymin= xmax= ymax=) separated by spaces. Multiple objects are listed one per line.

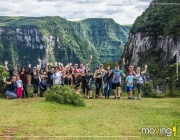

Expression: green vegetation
xmin=0 ymin=16 xmax=130 ymax=69
xmin=0 ymin=65 xmax=9 ymax=97
xmin=131 ymin=0 xmax=180 ymax=37
xmin=0 ymin=97 xmax=179 ymax=139
xmin=141 ymin=82 xmax=158 ymax=97
xmin=70 ymin=18 xmax=131 ymax=64
xmin=45 ymin=85 xmax=86 ymax=107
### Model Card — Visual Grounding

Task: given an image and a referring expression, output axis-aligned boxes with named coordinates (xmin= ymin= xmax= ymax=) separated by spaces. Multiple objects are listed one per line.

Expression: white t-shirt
xmin=16 ymin=80 xmax=22 ymax=88
xmin=53 ymin=71 xmax=62 ymax=84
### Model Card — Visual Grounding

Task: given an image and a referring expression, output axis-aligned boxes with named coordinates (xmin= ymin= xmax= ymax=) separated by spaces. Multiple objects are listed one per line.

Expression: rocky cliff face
xmin=123 ymin=0 xmax=180 ymax=75
xmin=124 ymin=33 xmax=180 ymax=68
xmin=0 ymin=16 xmax=130 ymax=69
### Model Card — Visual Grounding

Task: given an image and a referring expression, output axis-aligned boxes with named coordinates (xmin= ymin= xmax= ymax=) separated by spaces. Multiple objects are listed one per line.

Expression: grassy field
xmin=0 ymin=97 xmax=179 ymax=140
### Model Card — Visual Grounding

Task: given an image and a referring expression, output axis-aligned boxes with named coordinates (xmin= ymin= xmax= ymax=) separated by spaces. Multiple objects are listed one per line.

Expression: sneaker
xmin=128 ymin=97 xmax=132 ymax=100
xmin=86 ymin=96 xmax=89 ymax=99
xmin=117 ymin=97 xmax=120 ymax=100
xmin=137 ymin=97 xmax=141 ymax=100
xmin=95 ymin=95 xmax=99 ymax=98
xmin=113 ymin=96 xmax=117 ymax=99
xmin=89 ymin=96 xmax=93 ymax=99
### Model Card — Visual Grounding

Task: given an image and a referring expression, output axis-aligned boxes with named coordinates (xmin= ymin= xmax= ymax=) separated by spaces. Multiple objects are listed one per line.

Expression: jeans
xmin=104 ymin=82 xmax=112 ymax=97
xmin=22 ymin=83 xmax=28 ymax=98
xmin=40 ymin=88 xmax=46 ymax=97
xmin=46 ymin=83 xmax=52 ymax=89
xmin=6 ymin=90 xmax=17 ymax=99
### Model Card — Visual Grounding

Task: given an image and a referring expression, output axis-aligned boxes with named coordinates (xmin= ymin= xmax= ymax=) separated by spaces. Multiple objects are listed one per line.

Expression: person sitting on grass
xmin=4 ymin=76 xmax=17 ymax=99
xmin=126 ymin=71 xmax=136 ymax=100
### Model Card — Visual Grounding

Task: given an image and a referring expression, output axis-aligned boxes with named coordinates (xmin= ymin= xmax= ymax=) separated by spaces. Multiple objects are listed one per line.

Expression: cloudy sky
xmin=0 ymin=0 xmax=152 ymax=25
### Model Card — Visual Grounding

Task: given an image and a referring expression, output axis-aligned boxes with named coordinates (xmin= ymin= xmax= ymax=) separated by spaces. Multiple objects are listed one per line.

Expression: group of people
xmin=3 ymin=55 xmax=148 ymax=100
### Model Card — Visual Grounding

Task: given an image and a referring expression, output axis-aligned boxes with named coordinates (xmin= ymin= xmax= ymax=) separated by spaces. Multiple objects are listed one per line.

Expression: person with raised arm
xmin=4 ymin=61 xmax=19 ymax=79
xmin=79 ymin=55 xmax=93 ymax=73
xmin=135 ymin=64 xmax=148 ymax=100
xmin=19 ymin=64 xmax=31 ymax=98
xmin=45 ymin=62 xmax=54 ymax=89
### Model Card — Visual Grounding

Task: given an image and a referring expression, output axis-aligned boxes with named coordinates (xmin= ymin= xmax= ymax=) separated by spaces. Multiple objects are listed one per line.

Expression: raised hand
xmin=90 ymin=55 xmax=92 ymax=59
xmin=38 ymin=58 xmax=41 ymax=63
xmin=145 ymin=64 xmax=148 ymax=69
xmin=28 ymin=63 xmax=31 ymax=68
xmin=69 ymin=62 xmax=72 ymax=66
xmin=4 ymin=61 xmax=8 ymax=65
xmin=54 ymin=62 xmax=58 ymax=66
xmin=49 ymin=62 xmax=52 ymax=66
xmin=58 ymin=62 xmax=61 ymax=66
xmin=122 ymin=57 xmax=125 ymax=63
xmin=46 ymin=62 xmax=49 ymax=66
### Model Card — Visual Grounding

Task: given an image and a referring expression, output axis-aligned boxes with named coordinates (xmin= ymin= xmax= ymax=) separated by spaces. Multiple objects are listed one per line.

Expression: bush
xmin=0 ymin=65 xmax=9 ymax=98
xmin=45 ymin=85 xmax=86 ymax=107
xmin=141 ymin=82 xmax=158 ymax=97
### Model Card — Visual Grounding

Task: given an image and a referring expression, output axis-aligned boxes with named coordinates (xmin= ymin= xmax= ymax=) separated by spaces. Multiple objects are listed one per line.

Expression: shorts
xmin=112 ymin=82 xmax=121 ymax=89
xmin=126 ymin=86 xmax=133 ymax=93
xmin=84 ymin=84 xmax=92 ymax=91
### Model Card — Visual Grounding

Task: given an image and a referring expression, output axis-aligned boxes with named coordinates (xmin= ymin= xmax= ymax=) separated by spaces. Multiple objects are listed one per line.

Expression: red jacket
xmin=19 ymin=68 xmax=31 ymax=84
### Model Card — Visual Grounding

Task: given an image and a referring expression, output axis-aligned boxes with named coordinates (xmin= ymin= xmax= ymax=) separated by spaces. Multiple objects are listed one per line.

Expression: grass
xmin=0 ymin=97 xmax=179 ymax=140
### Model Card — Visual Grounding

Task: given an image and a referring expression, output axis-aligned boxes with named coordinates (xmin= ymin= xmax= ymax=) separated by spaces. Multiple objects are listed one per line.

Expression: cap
xmin=74 ymin=69 xmax=80 ymax=73
xmin=100 ymin=64 xmax=103 ymax=66
xmin=88 ymin=69 xmax=91 ymax=72
xmin=96 ymin=66 xmax=100 ymax=69
xmin=33 ymin=66 xmax=37 ymax=69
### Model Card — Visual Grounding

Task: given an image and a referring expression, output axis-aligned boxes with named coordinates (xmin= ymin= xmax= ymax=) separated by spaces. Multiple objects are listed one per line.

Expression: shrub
xmin=0 ymin=65 xmax=9 ymax=98
xmin=141 ymin=82 xmax=158 ymax=97
xmin=45 ymin=85 xmax=86 ymax=107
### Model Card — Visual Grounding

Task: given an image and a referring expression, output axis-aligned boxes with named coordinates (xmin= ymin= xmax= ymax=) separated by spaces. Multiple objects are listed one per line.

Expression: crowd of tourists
xmin=3 ymin=55 xmax=148 ymax=100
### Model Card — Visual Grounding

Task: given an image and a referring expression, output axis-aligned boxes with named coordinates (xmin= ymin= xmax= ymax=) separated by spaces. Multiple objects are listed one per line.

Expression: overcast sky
xmin=0 ymin=0 xmax=152 ymax=25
